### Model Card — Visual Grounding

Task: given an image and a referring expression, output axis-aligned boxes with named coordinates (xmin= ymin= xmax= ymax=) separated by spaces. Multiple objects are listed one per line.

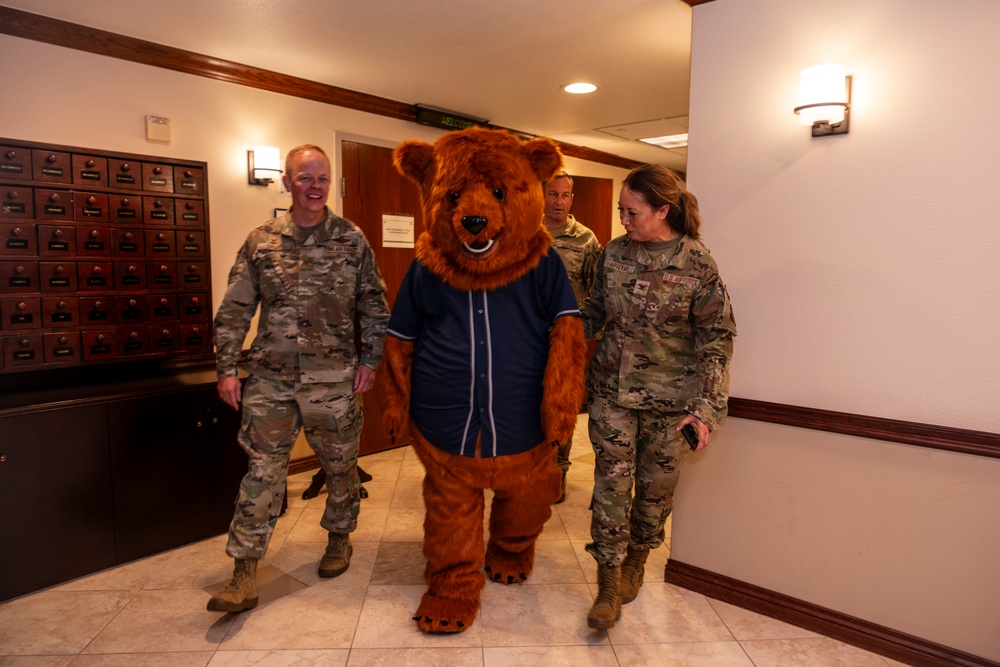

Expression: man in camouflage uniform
xmin=207 ymin=145 xmax=390 ymax=613
xmin=541 ymin=171 xmax=602 ymax=503
xmin=581 ymin=164 xmax=735 ymax=629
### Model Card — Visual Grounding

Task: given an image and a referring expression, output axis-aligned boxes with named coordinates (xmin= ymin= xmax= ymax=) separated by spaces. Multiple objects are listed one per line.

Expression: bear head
xmin=393 ymin=127 xmax=562 ymax=292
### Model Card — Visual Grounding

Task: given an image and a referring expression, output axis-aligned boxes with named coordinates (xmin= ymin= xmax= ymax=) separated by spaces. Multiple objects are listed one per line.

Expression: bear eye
xmin=492 ymin=187 xmax=505 ymax=201
xmin=448 ymin=191 xmax=461 ymax=203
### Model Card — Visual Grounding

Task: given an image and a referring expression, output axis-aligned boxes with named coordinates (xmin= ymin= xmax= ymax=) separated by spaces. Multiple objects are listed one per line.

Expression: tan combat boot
xmin=207 ymin=558 xmax=258 ymax=613
xmin=619 ymin=546 xmax=650 ymax=604
xmin=318 ymin=532 xmax=352 ymax=578
xmin=587 ymin=563 xmax=622 ymax=629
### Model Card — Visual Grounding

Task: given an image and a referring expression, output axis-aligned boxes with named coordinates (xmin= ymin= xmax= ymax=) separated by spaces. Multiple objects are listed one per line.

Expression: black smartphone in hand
xmin=681 ymin=424 xmax=699 ymax=450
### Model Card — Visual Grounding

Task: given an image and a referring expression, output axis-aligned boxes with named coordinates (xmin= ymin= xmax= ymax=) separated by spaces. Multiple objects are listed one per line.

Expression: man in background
xmin=542 ymin=171 xmax=602 ymax=503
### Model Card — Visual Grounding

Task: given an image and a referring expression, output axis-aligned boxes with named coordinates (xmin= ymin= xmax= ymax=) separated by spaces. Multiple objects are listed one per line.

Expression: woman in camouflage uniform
xmin=581 ymin=164 xmax=736 ymax=629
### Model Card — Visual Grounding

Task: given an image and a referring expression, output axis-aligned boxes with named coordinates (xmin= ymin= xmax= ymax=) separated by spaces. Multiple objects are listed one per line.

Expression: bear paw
xmin=412 ymin=592 xmax=479 ymax=634
xmin=484 ymin=541 xmax=534 ymax=585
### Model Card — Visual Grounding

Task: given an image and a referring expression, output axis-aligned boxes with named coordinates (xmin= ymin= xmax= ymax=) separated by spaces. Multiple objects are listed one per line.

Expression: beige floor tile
xmin=358 ymin=480 xmax=397 ymax=509
xmin=0 ymin=590 xmax=134 ymax=655
xmin=273 ymin=539 xmax=376 ymax=588
xmin=527 ymin=541 xmax=587 ymax=585
xmin=347 ymin=647 xmax=484 ymax=667
xmin=356 ymin=458 xmax=403 ymax=484
xmin=389 ymin=480 xmax=425 ymax=509
xmin=217 ymin=584 xmax=366 ymax=651
xmin=209 ymin=649 xmax=349 ymax=666
xmin=483 ymin=644 xmax=620 ymax=667
xmin=606 ymin=582 xmax=734 ymax=645
xmin=1 ymin=657 xmax=75 ymax=667
xmin=52 ymin=551 xmax=173 ymax=593
xmin=536 ymin=507 xmax=569 ymax=542
xmin=83 ymin=590 xmax=235 ymax=654
xmin=612 ymin=641 xmax=755 ymax=666
xmin=370 ymin=542 xmax=426 ymax=586
xmin=352 ymin=585 xmax=483 ymax=648
xmin=555 ymin=504 xmax=593 ymax=541
xmin=287 ymin=507 xmax=389 ymax=543
xmin=479 ymin=583 xmax=608 ymax=647
xmin=381 ymin=507 xmax=427 ymax=542
xmin=738 ymin=636 xmax=893 ymax=666
xmin=706 ymin=597 xmax=819 ymax=641
xmin=71 ymin=652 xmax=214 ymax=666
xmin=362 ymin=447 xmax=407 ymax=463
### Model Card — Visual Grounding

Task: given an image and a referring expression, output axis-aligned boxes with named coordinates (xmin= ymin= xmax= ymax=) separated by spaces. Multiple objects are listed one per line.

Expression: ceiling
xmin=2 ymin=0 xmax=694 ymax=171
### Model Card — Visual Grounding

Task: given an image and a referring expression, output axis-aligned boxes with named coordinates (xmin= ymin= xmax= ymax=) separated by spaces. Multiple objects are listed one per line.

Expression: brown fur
xmin=382 ymin=127 xmax=587 ymax=634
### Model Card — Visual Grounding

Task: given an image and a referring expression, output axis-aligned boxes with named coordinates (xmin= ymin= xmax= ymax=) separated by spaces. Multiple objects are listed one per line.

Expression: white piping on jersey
xmin=483 ymin=292 xmax=497 ymax=457
xmin=386 ymin=327 xmax=416 ymax=341
xmin=461 ymin=291 xmax=476 ymax=456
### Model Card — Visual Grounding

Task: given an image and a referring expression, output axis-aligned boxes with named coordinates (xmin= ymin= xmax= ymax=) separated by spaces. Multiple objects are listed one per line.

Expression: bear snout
xmin=461 ymin=215 xmax=488 ymax=235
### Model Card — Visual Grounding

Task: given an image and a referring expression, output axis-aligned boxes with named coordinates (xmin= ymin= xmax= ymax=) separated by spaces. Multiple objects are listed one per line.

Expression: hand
xmin=353 ymin=364 xmax=376 ymax=394
xmin=217 ymin=376 xmax=242 ymax=410
xmin=677 ymin=416 xmax=710 ymax=451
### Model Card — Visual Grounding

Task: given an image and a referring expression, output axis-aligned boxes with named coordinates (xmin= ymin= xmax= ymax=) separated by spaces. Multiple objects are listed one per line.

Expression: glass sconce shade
xmin=797 ymin=64 xmax=848 ymax=126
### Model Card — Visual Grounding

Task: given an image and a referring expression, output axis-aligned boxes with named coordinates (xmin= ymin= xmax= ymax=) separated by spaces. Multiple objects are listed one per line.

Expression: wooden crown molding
xmin=0 ymin=5 xmax=643 ymax=171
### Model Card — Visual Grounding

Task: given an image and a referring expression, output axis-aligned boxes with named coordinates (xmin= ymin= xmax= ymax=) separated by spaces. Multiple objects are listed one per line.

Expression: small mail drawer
xmin=143 ymin=197 xmax=175 ymax=225
xmin=31 ymin=149 xmax=72 ymax=183
xmin=37 ymin=225 xmax=77 ymax=256
xmin=173 ymin=166 xmax=204 ymax=195
xmin=76 ymin=226 xmax=112 ymax=256
xmin=142 ymin=163 xmax=174 ymax=192
xmin=72 ymin=155 xmax=108 ymax=187
xmin=39 ymin=261 xmax=78 ymax=293
xmin=179 ymin=322 xmax=211 ymax=353
xmin=34 ymin=189 xmax=72 ymax=220
xmin=77 ymin=261 xmax=113 ymax=292
xmin=144 ymin=229 xmax=176 ymax=256
xmin=1 ymin=222 xmax=36 ymax=255
xmin=117 ymin=326 xmax=149 ymax=356
xmin=3 ymin=333 xmax=43 ymax=367
xmin=0 ymin=261 xmax=39 ymax=294
xmin=1 ymin=297 xmax=41 ymax=330
xmin=74 ymin=192 xmax=109 ymax=223
xmin=80 ymin=297 xmax=114 ymax=325
xmin=150 ymin=324 xmax=180 ymax=352
xmin=81 ymin=329 xmax=117 ymax=361
xmin=112 ymin=228 xmax=144 ymax=256
xmin=43 ymin=331 xmax=81 ymax=364
xmin=0 ymin=145 xmax=32 ymax=180
xmin=147 ymin=262 xmax=177 ymax=289
xmin=177 ymin=230 xmax=206 ymax=257
xmin=148 ymin=294 xmax=178 ymax=321
xmin=175 ymin=199 xmax=205 ymax=226
xmin=42 ymin=297 xmax=80 ymax=327
xmin=0 ymin=186 xmax=33 ymax=219
xmin=115 ymin=296 xmax=148 ymax=324
xmin=110 ymin=194 xmax=142 ymax=224
xmin=179 ymin=261 xmax=208 ymax=287
xmin=177 ymin=292 xmax=208 ymax=321
xmin=113 ymin=262 xmax=146 ymax=290
xmin=108 ymin=159 xmax=142 ymax=190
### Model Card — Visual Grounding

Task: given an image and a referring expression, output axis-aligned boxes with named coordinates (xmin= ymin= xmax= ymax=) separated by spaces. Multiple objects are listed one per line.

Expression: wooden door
xmin=342 ymin=141 xmax=423 ymax=455
xmin=568 ymin=174 xmax=614 ymax=246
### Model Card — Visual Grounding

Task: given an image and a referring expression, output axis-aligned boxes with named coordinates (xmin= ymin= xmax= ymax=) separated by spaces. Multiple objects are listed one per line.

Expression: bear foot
xmin=484 ymin=540 xmax=534 ymax=585
xmin=412 ymin=592 xmax=479 ymax=634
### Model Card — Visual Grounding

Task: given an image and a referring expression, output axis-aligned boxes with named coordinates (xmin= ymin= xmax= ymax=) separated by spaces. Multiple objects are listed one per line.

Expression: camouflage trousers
xmin=585 ymin=394 xmax=691 ymax=567
xmin=226 ymin=375 xmax=363 ymax=560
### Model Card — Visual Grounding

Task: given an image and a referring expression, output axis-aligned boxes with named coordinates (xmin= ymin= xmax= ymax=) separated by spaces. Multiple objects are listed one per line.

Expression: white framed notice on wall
xmin=382 ymin=214 xmax=415 ymax=248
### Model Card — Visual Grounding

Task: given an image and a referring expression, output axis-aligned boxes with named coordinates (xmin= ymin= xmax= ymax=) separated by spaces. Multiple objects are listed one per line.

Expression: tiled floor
xmin=0 ymin=415 xmax=906 ymax=666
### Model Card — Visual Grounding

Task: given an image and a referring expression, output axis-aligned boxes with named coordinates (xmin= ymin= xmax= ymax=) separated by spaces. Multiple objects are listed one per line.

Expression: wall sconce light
xmin=248 ymin=146 xmax=281 ymax=185
xmin=794 ymin=64 xmax=851 ymax=137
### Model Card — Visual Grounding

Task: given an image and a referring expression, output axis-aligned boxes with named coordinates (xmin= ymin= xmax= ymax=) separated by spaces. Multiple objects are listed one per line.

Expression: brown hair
xmin=543 ymin=170 xmax=574 ymax=192
xmin=622 ymin=164 xmax=701 ymax=240
xmin=285 ymin=144 xmax=330 ymax=175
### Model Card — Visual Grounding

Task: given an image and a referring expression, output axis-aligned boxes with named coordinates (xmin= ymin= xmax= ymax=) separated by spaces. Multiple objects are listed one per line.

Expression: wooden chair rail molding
xmin=729 ymin=397 xmax=1000 ymax=460
xmin=664 ymin=560 xmax=999 ymax=667
xmin=0 ymin=5 xmax=642 ymax=171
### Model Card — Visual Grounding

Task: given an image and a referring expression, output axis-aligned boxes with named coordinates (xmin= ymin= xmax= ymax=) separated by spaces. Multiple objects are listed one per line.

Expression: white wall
xmin=676 ymin=0 xmax=1000 ymax=660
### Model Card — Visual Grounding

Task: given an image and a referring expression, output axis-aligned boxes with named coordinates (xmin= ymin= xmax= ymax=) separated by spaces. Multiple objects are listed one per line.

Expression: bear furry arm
xmin=378 ymin=335 xmax=414 ymax=446
xmin=541 ymin=315 xmax=587 ymax=446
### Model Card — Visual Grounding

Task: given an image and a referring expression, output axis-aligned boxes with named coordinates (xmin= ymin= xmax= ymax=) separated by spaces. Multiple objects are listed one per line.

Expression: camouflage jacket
xmin=214 ymin=209 xmax=390 ymax=384
xmin=547 ymin=214 xmax=603 ymax=307
xmin=582 ymin=234 xmax=736 ymax=430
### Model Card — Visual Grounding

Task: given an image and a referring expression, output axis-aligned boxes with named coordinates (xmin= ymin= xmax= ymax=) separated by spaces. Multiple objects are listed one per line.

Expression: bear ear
xmin=521 ymin=137 xmax=563 ymax=183
xmin=393 ymin=140 xmax=436 ymax=184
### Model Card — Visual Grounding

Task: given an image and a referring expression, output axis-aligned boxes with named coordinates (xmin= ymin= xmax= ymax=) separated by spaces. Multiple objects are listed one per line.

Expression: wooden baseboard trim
xmin=728 ymin=397 xmax=1000 ymax=460
xmin=663 ymin=560 xmax=998 ymax=667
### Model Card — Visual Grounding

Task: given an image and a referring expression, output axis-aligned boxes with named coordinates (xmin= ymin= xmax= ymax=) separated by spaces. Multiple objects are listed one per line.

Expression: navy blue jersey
xmin=387 ymin=248 xmax=580 ymax=457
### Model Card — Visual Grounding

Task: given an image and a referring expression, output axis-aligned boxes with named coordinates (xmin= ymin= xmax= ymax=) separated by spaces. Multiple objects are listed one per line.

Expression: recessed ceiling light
xmin=638 ymin=133 xmax=688 ymax=149
xmin=562 ymin=82 xmax=597 ymax=94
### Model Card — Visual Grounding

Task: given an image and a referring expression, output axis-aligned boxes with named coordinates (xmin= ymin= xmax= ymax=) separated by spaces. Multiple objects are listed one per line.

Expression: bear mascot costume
xmin=379 ymin=127 xmax=587 ymax=633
